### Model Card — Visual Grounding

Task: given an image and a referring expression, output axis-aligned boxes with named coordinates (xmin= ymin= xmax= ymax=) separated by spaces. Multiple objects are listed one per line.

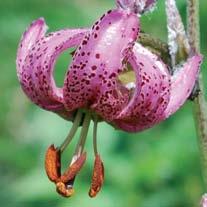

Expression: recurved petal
xmin=17 ymin=18 xmax=47 ymax=77
xmin=145 ymin=0 xmax=157 ymax=9
xmin=201 ymin=194 xmax=207 ymax=207
xmin=16 ymin=18 xmax=89 ymax=115
xmin=116 ymin=0 xmax=157 ymax=14
xmin=30 ymin=28 xmax=89 ymax=110
xmin=162 ymin=54 xmax=203 ymax=118
xmin=63 ymin=9 xmax=140 ymax=120
xmin=116 ymin=0 xmax=134 ymax=10
xmin=115 ymin=43 xmax=171 ymax=132
xmin=16 ymin=18 xmax=46 ymax=103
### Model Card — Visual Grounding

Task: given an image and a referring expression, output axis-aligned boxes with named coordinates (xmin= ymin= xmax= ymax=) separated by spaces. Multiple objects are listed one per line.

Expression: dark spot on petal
xmin=92 ymin=65 xmax=97 ymax=70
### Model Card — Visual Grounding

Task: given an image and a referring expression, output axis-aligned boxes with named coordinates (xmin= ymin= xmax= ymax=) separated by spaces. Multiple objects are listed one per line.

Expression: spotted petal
xmin=163 ymin=54 xmax=203 ymax=118
xmin=115 ymin=44 xmax=202 ymax=132
xmin=63 ymin=9 xmax=139 ymax=120
xmin=16 ymin=18 xmax=89 ymax=117
xmin=17 ymin=18 xmax=47 ymax=103
xmin=115 ymin=43 xmax=170 ymax=132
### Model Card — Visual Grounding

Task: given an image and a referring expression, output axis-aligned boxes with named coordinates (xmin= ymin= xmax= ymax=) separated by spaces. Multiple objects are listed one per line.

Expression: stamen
xmin=45 ymin=145 xmax=61 ymax=183
xmin=89 ymin=116 xmax=104 ymax=198
xmin=89 ymin=155 xmax=104 ymax=198
xmin=59 ymin=152 xmax=87 ymax=183
xmin=73 ymin=112 xmax=91 ymax=162
xmin=60 ymin=110 xmax=83 ymax=153
xmin=61 ymin=112 xmax=91 ymax=189
xmin=45 ymin=110 xmax=92 ymax=198
xmin=55 ymin=153 xmax=87 ymax=197
xmin=56 ymin=182 xmax=75 ymax=197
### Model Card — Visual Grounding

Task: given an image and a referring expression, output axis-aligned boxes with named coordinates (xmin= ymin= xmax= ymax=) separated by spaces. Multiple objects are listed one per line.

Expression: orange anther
xmin=59 ymin=152 xmax=87 ymax=183
xmin=89 ymin=154 xmax=104 ymax=198
xmin=56 ymin=182 xmax=75 ymax=197
xmin=45 ymin=145 xmax=61 ymax=183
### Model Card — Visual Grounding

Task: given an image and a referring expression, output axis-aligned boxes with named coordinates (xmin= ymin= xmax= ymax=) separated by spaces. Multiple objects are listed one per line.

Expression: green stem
xmin=74 ymin=112 xmax=91 ymax=157
xmin=60 ymin=110 xmax=83 ymax=153
xmin=187 ymin=0 xmax=207 ymax=189
xmin=187 ymin=0 xmax=200 ymax=54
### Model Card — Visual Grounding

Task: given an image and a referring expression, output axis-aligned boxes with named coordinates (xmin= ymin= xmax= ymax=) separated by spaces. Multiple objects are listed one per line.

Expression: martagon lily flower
xmin=16 ymin=0 xmax=202 ymax=198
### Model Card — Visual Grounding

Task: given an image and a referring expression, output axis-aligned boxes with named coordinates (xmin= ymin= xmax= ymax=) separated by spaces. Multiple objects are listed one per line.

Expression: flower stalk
xmin=187 ymin=0 xmax=207 ymax=189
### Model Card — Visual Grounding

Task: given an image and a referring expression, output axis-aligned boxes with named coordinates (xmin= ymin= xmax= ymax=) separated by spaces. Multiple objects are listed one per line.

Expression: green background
xmin=0 ymin=0 xmax=206 ymax=206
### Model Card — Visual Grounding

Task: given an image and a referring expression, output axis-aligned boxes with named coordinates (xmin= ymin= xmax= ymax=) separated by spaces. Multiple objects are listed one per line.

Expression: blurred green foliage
xmin=0 ymin=0 xmax=206 ymax=207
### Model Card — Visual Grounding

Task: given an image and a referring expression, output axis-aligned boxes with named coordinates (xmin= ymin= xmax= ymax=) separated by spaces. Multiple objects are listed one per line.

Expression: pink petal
xmin=17 ymin=18 xmax=47 ymax=89
xmin=114 ymin=43 xmax=170 ymax=132
xmin=16 ymin=18 xmax=89 ymax=114
xmin=17 ymin=18 xmax=47 ymax=72
xmin=116 ymin=0 xmax=157 ymax=14
xmin=201 ymin=194 xmax=207 ymax=207
xmin=115 ymin=45 xmax=202 ymax=132
xmin=162 ymin=54 xmax=203 ymax=118
xmin=30 ymin=28 xmax=89 ymax=109
xmin=63 ymin=9 xmax=139 ymax=120
xmin=116 ymin=0 xmax=134 ymax=10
